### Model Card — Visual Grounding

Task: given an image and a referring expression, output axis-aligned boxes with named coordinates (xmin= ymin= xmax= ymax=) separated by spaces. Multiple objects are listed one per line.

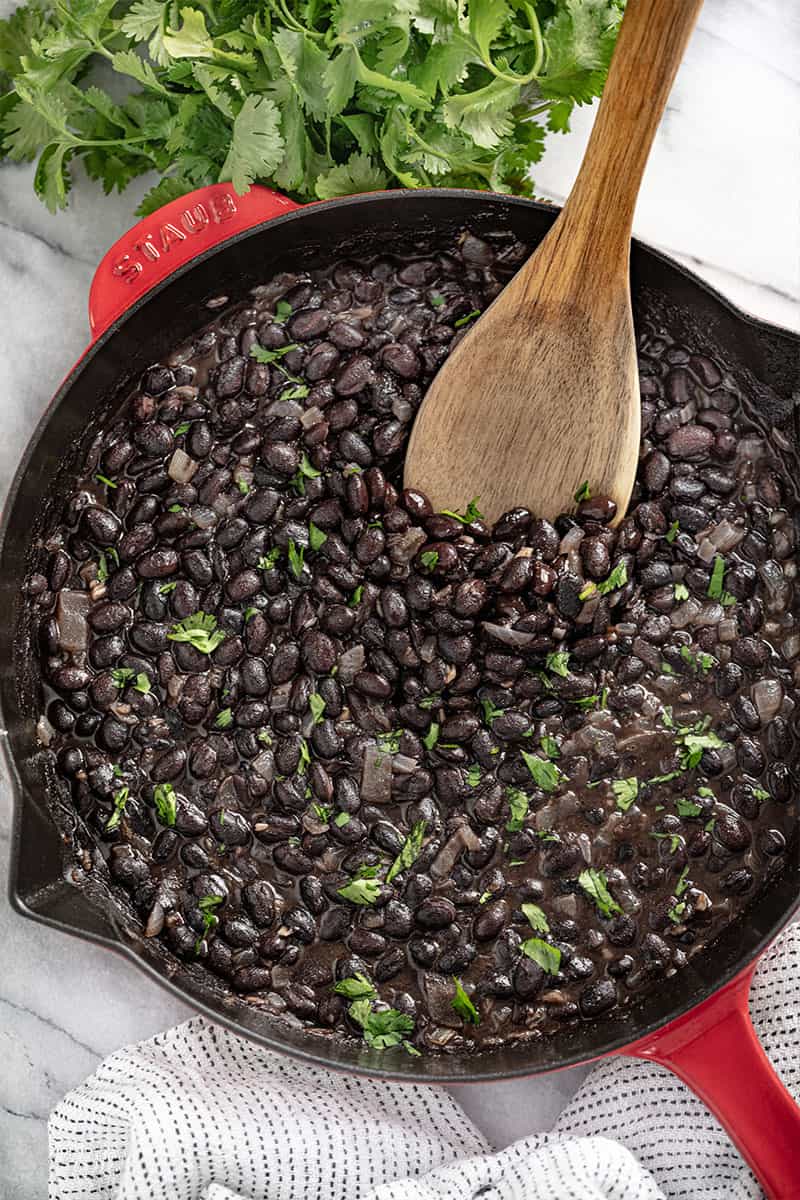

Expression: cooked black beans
xmin=32 ymin=230 xmax=799 ymax=1058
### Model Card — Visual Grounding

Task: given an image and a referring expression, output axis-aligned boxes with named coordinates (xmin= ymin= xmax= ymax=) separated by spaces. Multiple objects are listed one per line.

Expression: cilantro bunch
xmin=0 ymin=0 xmax=624 ymax=215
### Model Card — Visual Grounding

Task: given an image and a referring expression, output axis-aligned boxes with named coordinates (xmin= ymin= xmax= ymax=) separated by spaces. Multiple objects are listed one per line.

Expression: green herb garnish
xmin=105 ymin=786 xmax=129 ymax=831
xmin=540 ymin=735 xmax=560 ymax=760
xmin=666 ymin=520 xmax=680 ymax=543
xmin=309 ymin=693 xmax=326 ymax=724
xmin=597 ymin=561 xmax=628 ymax=596
xmin=480 ymin=697 xmax=504 ymax=725
xmin=333 ymin=973 xmax=376 ymax=1000
xmin=338 ymin=866 xmax=381 ymax=906
xmin=347 ymin=999 xmax=417 ymax=1054
xmin=349 ymin=585 xmax=364 ymax=607
xmin=289 ymin=452 xmax=322 ymax=496
xmin=420 ymin=550 xmax=439 ymax=572
xmin=441 ymin=497 xmax=483 ymax=524
xmin=454 ymin=309 xmax=480 ymax=328
xmin=308 ymin=521 xmax=327 ymax=551
xmin=214 ymin=707 xmax=233 ymax=729
xmin=574 ymin=480 xmax=591 ymax=503
xmin=159 ymin=581 xmax=177 ymax=595
xmin=521 ymin=903 xmax=549 ymax=934
xmin=521 ymin=751 xmax=562 ymax=793
xmin=578 ymin=868 xmax=622 ymax=918
xmin=258 ymin=547 xmax=282 ymax=571
xmin=674 ymin=582 xmax=689 ymax=601
xmin=386 ymin=820 xmax=427 ymax=884
xmin=133 ymin=672 xmax=151 ymax=694
xmin=545 ymin=650 xmax=570 ymax=678
xmin=466 ymin=764 xmax=482 ymax=788
xmin=422 ymin=722 xmax=440 ymax=751
xmin=111 ymin=668 xmax=134 ymax=688
xmin=451 ymin=978 xmax=480 ymax=1025
xmin=505 ymin=787 xmax=529 ymax=832
xmin=287 ymin=539 xmax=305 ymax=580
xmin=168 ymin=611 xmax=225 ymax=655
xmin=195 ymin=894 xmax=223 ymax=954
xmin=174 ymin=421 xmax=190 ymax=436
xmin=334 ymin=812 xmax=351 ymax=828
xmin=153 ymin=782 xmax=177 ymax=827
xmin=521 ymin=937 xmax=561 ymax=975
xmin=95 ymin=474 xmax=117 ymax=489
xmin=612 ymin=778 xmax=639 ymax=812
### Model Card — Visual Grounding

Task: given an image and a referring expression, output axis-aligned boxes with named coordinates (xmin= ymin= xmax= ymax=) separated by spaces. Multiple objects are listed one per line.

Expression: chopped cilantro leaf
xmin=505 ymin=787 xmax=529 ymax=832
xmin=214 ymin=707 xmax=233 ymax=729
xmin=597 ymin=561 xmax=628 ymax=596
xmin=574 ymin=480 xmax=591 ymax=503
xmin=95 ymin=473 xmax=117 ymax=489
xmin=287 ymin=539 xmax=305 ymax=581
xmin=578 ymin=868 xmax=622 ymax=918
xmin=612 ymin=777 xmax=639 ymax=812
xmin=333 ymin=973 xmax=376 ymax=1000
xmin=521 ymin=903 xmax=549 ymax=934
xmin=676 ymin=798 xmax=703 ymax=817
xmin=540 ymin=735 xmax=560 ymax=760
xmin=521 ymin=938 xmax=561 ymax=975
xmin=422 ymin=723 xmax=440 ymax=751
xmin=666 ymin=520 xmax=680 ymax=544
xmin=105 ymin=786 xmax=129 ymax=832
xmin=386 ymin=820 xmax=426 ymax=884
xmin=153 ymin=782 xmax=177 ymax=827
xmin=451 ymin=977 xmax=480 ymax=1025
xmin=441 ymin=497 xmax=484 ymax=524
xmin=454 ymin=308 xmax=480 ymax=328
xmin=309 ymin=521 xmax=327 ymax=551
xmin=420 ymin=550 xmax=439 ymax=571
xmin=167 ymin=611 xmax=225 ymax=656
xmin=521 ymin=751 xmax=562 ymax=792
xmin=545 ymin=650 xmax=570 ymax=678
xmin=309 ymin=693 xmax=326 ymax=724
xmin=674 ymin=582 xmax=689 ymax=601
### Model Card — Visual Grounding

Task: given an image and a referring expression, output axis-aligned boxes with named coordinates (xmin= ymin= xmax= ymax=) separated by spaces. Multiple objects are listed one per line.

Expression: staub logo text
xmin=111 ymin=191 xmax=238 ymax=284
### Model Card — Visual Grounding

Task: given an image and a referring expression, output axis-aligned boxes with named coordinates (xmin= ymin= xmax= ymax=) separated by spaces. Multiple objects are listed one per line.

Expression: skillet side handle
xmin=88 ymin=183 xmax=300 ymax=341
xmin=626 ymin=964 xmax=800 ymax=1200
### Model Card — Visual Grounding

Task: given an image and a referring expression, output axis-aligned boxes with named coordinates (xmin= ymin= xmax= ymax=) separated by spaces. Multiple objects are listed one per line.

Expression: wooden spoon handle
xmin=549 ymin=0 xmax=704 ymax=288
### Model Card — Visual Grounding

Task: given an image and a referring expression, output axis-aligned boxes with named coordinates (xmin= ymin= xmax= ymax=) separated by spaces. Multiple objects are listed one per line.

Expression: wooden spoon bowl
xmin=405 ymin=0 xmax=705 ymax=525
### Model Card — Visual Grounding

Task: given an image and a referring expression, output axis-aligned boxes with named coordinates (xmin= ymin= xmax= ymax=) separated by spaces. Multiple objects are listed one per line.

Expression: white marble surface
xmin=1 ymin=0 xmax=798 ymax=1195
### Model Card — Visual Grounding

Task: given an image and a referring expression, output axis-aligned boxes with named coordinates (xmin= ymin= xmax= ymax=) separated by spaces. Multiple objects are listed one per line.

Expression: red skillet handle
xmin=624 ymin=962 xmax=800 ymax=1199
xmin=88 ymin=183 xmax=300 ymax=341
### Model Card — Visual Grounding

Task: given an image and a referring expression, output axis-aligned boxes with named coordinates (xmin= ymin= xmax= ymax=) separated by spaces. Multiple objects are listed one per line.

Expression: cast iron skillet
xmin=3 ymin=185 xmax=800 ymax=1196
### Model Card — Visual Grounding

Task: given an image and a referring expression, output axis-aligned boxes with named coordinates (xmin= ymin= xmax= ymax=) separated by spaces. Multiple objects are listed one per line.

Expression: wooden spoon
xmin=404 ymin=0 xmax=704 ymax=525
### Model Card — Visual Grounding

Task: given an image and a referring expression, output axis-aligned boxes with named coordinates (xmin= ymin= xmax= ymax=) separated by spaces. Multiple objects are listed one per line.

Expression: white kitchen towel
xmin=49 ymin=923 xmax=800 ymax=1200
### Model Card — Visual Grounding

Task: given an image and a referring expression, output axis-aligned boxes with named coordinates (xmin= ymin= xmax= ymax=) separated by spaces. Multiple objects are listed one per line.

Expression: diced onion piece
xmin=56 ymin=590 xmax=91 ymax=654
xmin=252 ymin=749 xmax=275 ymax=780
xmin=430 ymin=824 xmax=481 ymax=879
xmin=300 ymin=406 xmax=324 ymax=429
xmin=36 ymin=715 xmax=55 ymax=746
xmin=338 ymin=644 xmax=366 ymax=684
xmin=168 ymin=448 xmax=198 ymax=483
xmin=706 ymin=519 xmax=746 ymax=553
xmin=481 ymin=622 xmax=538 ymax=649
xmin=361 ymin=744 xmax=392 ymax=805
xmin=387 ymin=527 xmax=426 ymax=565
xmin=753 ymin=679 xmax=783 ymax=723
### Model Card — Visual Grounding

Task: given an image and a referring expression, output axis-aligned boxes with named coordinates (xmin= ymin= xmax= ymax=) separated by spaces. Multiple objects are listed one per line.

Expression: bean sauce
xmin=29 ymin=229 xmax=798 ymax=1057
